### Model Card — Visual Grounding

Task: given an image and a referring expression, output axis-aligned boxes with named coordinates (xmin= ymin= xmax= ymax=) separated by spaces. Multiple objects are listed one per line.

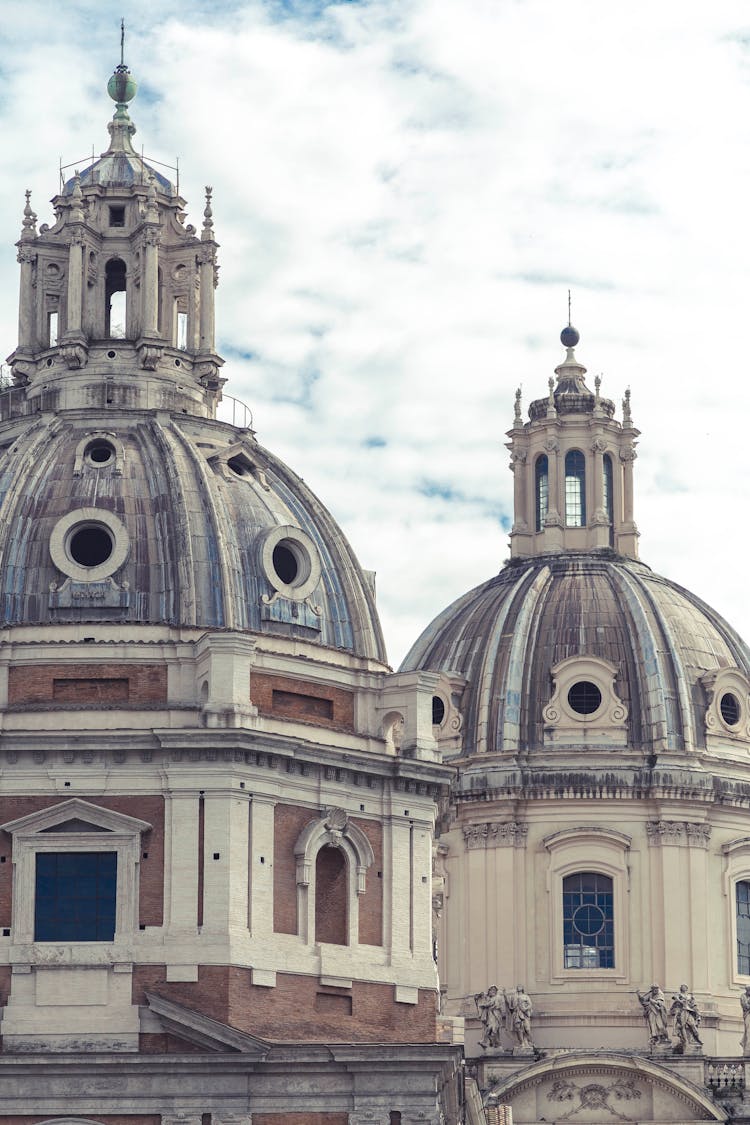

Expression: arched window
xmin=563 ymin=871 xmax=614 ymax=968
xmin=738 ymin=881 xmax=750 ymax=974
xmin=564 ymin=450 xmax=586 ymax=527
xmin=315 ymin=845 xmax=348 ymax=945
xmin=535 ymin=454 xmax=549 ymax=532
xmin=603 ymin=453 xmax=614 ymax=546
xmin=105 ymin=259 xmax=127 ymax=339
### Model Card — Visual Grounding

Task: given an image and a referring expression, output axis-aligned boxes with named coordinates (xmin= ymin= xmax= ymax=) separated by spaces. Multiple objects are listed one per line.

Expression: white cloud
xmin=1 ymin=0 xmax=750 ymax=666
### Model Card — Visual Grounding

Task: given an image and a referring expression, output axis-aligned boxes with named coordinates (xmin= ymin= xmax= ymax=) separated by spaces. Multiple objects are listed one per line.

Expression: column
xmin=248 ymin=796 xmax=276 ymax=940
xmin=16 ymin=246 xmax=35 ymax=349
xmin=66 ymin=233 xmax=84 ymax=336
xmin=621 ymin=445 xmax=636 ymax=524
xmin=142 ymin=229 xmax=160 ymax=337
xmin=165 ymin=792 xmax=200 ymax=933
xmin=198 ymin=245 xmax=216 ymax=354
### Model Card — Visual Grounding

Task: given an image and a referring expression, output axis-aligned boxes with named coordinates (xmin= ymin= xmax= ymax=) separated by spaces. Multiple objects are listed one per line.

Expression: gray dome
xmin=0 ymin=412 xmax=385 ymax=661
xmin=64 ymin=155 xmax=173 ymax=194
xmin=401 ymin=553 xmax=750 ymax=754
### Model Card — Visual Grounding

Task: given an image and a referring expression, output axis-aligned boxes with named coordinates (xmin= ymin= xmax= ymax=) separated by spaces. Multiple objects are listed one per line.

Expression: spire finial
xmin=120 ymin=17 xmax=125 ymax=68
xmin=568 ymin=288 xmax=572 ymax=326
xmin=560 ymin=291 xmax=580 ymax=350
xmin=623 ymin=387 xmax=632 ymax=426
xmin=202 ymin=186 xmax=215 ymax=239
xmin=514 ymin=387 xmax=522 ymax=426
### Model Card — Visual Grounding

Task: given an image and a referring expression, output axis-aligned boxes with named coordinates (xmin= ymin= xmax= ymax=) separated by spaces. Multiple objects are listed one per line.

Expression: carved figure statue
xmin=670 ymin=984 xmax=703 ymax=1051
xmin=507 ymin=984 xmax=534 ymax=1048
xmin=475 ymin=985 xmax=506 ymax=1050
xmin=636 ymin=985 xmax=669 ymax=1045
xmin=741 ymin=986 xmax=750 ymax=1054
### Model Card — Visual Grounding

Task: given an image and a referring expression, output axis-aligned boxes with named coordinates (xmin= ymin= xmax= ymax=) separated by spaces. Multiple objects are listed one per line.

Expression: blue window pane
xmin=738 ymin=880 xmax=750 ymax=974
xmin=35 ymin=853 xmax=117 ymax=942
xmin=562 ymin=871 xmax=614 ymax=969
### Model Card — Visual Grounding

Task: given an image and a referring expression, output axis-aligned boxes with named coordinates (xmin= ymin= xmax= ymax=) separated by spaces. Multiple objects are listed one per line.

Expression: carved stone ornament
xmin=543 ymin=655 xmax=628 ymax=747
xmin=16 ymin=246 xmax=36 ymax=266
xmin=138 ymin=343 xmax=163 ymax=371
xmin=646 ymin=821 xmax=711 ymax=849
xmin=701 ymin=668 xmax=750 ymax=740
xmin=547 ymin=1078 xmax=641 ymax=1120
xmin=510 ymin=449 xmax=527 ymax=466
xmin=591 ymin=437 xmax=608 ymax=453
xmin=60 ymin=342 xmax=88 ymax=370
xmin=543 ymin=436 xmax=560 ymax=453
xmin=619 ymin=446 xmax=637 ymax=463
xmin=463 ymin=821 xmax=528 ymax=850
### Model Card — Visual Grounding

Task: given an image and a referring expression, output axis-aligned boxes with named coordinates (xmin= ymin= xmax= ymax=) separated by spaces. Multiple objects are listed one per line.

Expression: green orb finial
xmin=107 ymin=19 xmax=137 ymax=106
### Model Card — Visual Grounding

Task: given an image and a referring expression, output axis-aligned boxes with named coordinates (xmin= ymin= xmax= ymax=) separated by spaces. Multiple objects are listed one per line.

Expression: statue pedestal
xmin=512 ymin=1046 xmax=535 ymax=1058
xmin=650 ymin=1043 xmax=672 ymax=1058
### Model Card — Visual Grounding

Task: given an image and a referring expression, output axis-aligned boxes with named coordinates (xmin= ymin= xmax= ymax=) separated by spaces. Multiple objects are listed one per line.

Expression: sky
xmin=1 ymin=0 xmax=750 ymax=667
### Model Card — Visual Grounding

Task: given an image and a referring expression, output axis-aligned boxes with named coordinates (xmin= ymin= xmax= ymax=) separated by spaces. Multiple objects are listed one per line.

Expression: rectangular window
xmin=35 ymin=852 xmax=117 ymax=941
xmin=563 ymin=871 xmax=614 ymax=968
xmin=109 ymin=206 xmax=125 ymax=228
xmin=48 ymin=311 xmax=58 ymax=348
xmin=738 ymin=881 xmax=750 ymax=974
xmin=176 ymin=310 xmax=188 ymax=350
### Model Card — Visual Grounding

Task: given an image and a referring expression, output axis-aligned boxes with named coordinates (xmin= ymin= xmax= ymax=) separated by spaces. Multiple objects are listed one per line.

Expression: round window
xmin=567 ymin=681 xmax=602 ymax=716
xmin=720 ymin=691 xmax=741 ymax=727
xmin=84 ymin=440 xmax=115 ymax=466
xmin=260 ymin=525 xmax=321 ymax=601
xmin=432 ymin=695 xmax=446 ymax=725
xmin=68 ymin=524 xmax=113 ymax=567
xmin=273 ymin=543 xmax=299 ymax=585
xmin=49 ymin=507 xmax=130 ymax=582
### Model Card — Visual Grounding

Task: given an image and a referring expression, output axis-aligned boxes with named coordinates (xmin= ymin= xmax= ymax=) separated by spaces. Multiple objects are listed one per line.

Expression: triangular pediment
xmin=0 ymin=798 xmax=151 ymax=838
xmin=145 ymin=992 xmax=270 ymax=1057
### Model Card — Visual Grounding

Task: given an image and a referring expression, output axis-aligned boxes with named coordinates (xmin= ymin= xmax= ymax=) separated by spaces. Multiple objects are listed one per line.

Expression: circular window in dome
xmin=432 ymin=695 xmax=446 ymax=726
xmin=567 ymin=681 xmax=603 ymax=716
xmin=720 ymin=691 xmax=742 ymax=728
xmin=260 ymin=525 xmax=321 ymax=602
xmin=49 ymin=508 xmax=130 ymax=582
xmin=69 ymin=524 xmax=113 ymax=567
xmin=84 ymin=440 xmax=115 ymax=467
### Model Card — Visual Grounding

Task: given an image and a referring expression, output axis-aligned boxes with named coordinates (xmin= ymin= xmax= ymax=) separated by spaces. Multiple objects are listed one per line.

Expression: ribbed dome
xmin=401 ymin=553 xmax=750 ymax=755
xmin=0 ymin=411 xmax=385 ymax=661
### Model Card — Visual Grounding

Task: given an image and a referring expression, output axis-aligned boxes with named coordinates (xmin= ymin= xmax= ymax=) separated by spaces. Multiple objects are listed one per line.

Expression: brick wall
xmin=134 ymin=965 xmax=438 ymax=1043
xmin=0 ymin=795 xmax=164 ymax=928
xmin=251 ymin=672 xmax=354 ymax=731
xmin=8 ymin=663 xmax=167 ymax=706
xmin=315 ymin=846 xmax=347 ymax=944
xmin=273 ymin=805 xmax=383 ymax=946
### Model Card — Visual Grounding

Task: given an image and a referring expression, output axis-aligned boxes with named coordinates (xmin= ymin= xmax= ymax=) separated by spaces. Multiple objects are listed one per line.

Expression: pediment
xmin=146 ymin=992 xmax=270 ymax=1057
xmin=0 ymin=798 xmax=151 ymax=838
xmin=207 ymin=442 xmax=269 ymax=489
xmin=487 ymin=1053 xmax=725 ymax=1123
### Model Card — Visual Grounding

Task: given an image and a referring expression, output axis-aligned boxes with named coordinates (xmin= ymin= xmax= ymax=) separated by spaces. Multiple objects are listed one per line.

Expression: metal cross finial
xmin=120 ymin=18 xmax=125 ymax=67
xmin=567 ymin=289 xmax=572 ymax=327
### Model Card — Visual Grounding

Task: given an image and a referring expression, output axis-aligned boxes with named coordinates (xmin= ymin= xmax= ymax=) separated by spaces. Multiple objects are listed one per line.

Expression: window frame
xmin=1 ymin=798 xmax=150 ymax=954
xmin=722 ymin=838 xmax=750 ymax=986
xmin=535 ymin=453 xmax=549 ymax=533
xmin=544 ymin=826 xmax=630 ymax=984
xmin=564 ymin=449 xmax=587 ymax=528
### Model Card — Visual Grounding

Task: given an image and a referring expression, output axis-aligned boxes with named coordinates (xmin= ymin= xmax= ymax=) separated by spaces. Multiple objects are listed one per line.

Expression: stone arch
xmin=294 ymin=807 xmax=374 ymax=945
xmin=486 ymin=1052 xmax=726 ymax=1123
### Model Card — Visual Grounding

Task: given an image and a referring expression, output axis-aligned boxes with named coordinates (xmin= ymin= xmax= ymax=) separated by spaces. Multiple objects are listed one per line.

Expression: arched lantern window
xmin=105 ymin=258 xmax=127 ymax=339
xmin=564 ymin=449 xmax=586 ymax=527
xmin=603 ymin=453 xmax=614 ymax=545
xmin=535 ymin=454 xmax=549 ymax=532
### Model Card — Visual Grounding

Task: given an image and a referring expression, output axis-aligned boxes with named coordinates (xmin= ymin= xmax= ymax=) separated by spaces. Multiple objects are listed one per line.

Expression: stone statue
xmin=740 ymin=986 xmax=750 ymax=1054
xmin=636 ymin=985 xmax=669 ymax=1046
xmin=507 ymin=984 xmax=534 ymax=1049
xmin=474 ymin=985 xmax=506 ymax=1050
xmin=669 ymin=984 xmax=703 ymax=1051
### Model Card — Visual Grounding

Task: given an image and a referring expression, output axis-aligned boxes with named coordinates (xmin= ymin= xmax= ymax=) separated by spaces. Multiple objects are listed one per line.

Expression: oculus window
xmin=563 ymin=871 xmax=614 ymax=968
xmin=738 ymin=881 xmax=750 ymax=975
xmin=35 ymin=851 xmax=117 ymax=941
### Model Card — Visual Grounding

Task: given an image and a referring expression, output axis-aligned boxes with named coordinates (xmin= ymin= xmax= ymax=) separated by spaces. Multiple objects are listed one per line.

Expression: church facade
xmin=3 ymin=47 xmax=750 ymax=1125
xmin=0 ymin=56 xmax=461 ymax=1125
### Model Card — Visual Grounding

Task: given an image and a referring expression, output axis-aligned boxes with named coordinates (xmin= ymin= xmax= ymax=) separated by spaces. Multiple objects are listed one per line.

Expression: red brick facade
xmin=133 ymin=965 xmax=437 ymax=1043
xmin=254 ymin=1116 xmax=349 ymax=1124
xmin=251 ymin=672 xmax=354 ymax=731
xmin=8 ymin=663 xmax=167 ymax=706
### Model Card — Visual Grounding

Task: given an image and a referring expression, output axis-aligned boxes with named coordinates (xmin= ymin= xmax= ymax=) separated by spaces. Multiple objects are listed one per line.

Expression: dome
xmin=0 ymin=413 xmax=385 ymax=661
xmin=401 ymin=551 xmax=750 ymax=755
xmin=64 ymin=155 xmax=173 ymax=194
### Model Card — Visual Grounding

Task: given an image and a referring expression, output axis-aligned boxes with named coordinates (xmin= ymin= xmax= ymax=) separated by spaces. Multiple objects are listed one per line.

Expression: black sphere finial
xmin=561 ymin=324 xmax=580 ymax=348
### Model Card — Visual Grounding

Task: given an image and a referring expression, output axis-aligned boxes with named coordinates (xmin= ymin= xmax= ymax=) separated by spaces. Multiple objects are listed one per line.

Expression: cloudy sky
xmin=1 ymin=0 xmax=749 ymax=666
